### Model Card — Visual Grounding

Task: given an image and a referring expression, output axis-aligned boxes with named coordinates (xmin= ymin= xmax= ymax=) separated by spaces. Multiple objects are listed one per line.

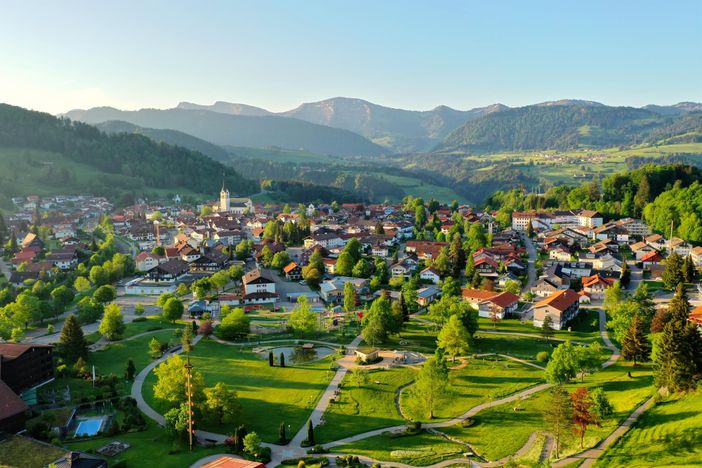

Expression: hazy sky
xmin=1 ymin=1 xmax=700 ymax=114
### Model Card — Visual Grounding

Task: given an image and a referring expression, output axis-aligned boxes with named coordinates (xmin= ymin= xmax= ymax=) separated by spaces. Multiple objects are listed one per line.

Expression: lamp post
xmin=184 ymin=356 xmax=195 ymax=452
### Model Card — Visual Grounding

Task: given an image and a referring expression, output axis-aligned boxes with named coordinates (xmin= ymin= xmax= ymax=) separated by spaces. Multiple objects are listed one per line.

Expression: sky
xmin=1 ymin=0 xmax=701 ymax=114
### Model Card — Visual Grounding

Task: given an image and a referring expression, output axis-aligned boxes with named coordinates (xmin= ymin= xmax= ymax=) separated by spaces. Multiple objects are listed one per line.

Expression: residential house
xmin=461 ymin=289 xmax=520 ymax=319
xmin=581 ymin=274 xmax=616 ymax=300
xmin=474 ymin=256 xmax=499 ymax=277
xmin=135 ymin=251 xmax=163 ymax=272
xmin=691 ymin=246 xmax=702 ymax=268
xmin=242 ymin=269 xmax=276 ymax=295
xmin=577 ymin=210 xmax=603 ymax=228
xmin=319 ymin=277 xmax=369 ymax=303
xmin=390 ymin=257 xmax=418 ymax=278
xmin=283 ymin=262 xmax=302 ymax=281
xmin=416 ymin=286 xmax=440 ymax=307
xmin=322 ymin=258 xmax=337 ymax=275
xmin=145 ymin=259 xmax=189 ymax=283
xmin=420 ymin=266 xmax=441 ymax=284
xmin=630 ymin=241 xmax=659 ymax=261
xmin=533 ymin=289 xmax=580 ymax=330
xmin=405 ymin=240 xmax=447 ymax=260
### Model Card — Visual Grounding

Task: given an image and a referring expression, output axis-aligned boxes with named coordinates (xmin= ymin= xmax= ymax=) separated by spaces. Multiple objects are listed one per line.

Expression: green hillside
xmin=0 ymin=148 xmax=202 ymax=209
xmin=0 ymin=103 xmax=257 ymax=203
xmin=96 ymin=120 xmax=231 ymax=162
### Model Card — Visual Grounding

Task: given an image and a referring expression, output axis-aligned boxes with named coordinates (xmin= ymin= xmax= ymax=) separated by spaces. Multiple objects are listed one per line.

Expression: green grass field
xmin=477 ymin=309 xmax=602 ymax=344
xmin=596 ymin=390 xmax=702 ymax=467
xmin=335 ymin=431 xmax=467 ymax=466
xmin=143 ymin=339 xmax=336 ymax=442
xmin=317 ymin=366 xmax=416 ymax=443
xmin=401 ymin=356 xmax=544 ymax=422
xmin=378 ymin=173 xmax=467 ymax=203
xmin=438 ymin=362 xmax=653 ymax=462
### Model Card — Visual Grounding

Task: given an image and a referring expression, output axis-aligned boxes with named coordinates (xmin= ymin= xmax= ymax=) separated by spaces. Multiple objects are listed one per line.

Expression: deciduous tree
xmin=98 ymin=303 xmax=125 ymax=341
xmin=437 ymin=314 xmax=470 ymax=362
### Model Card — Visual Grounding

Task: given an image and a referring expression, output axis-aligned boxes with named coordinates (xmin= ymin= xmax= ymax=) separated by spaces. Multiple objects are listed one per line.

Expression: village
xmin=0 ymin=186 xmax=700 ymax=468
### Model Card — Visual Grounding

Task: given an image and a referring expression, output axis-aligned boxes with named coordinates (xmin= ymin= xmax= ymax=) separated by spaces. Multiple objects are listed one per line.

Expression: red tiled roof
xmin=641 ymin=251 xmax=663 ymax=262
xmin=535 ymin=289 xmax=580 ymax=312
xmin=581 ymin=274 xmax=616 ymax=288
xmin=0 ymin=343 xmax=53 ymax=360
xmin=201 ymin=456 xmax=265 ymax=468
xmin=689 ymin=306 xmax=702 ymax=325
xmin=489 ymin=292 xmax=520 ymax=308
xmin=282 ymin=262 xmax=299 ymax=273
xmin=0 ymin=379 xmax=28 ymax=420
xmin=462 ymin=288 xmax=498 ymax=300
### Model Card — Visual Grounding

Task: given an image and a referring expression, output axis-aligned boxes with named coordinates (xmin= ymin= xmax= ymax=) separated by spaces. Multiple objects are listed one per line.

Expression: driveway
xmin=261 ymin=267 xmax=316 ymax=310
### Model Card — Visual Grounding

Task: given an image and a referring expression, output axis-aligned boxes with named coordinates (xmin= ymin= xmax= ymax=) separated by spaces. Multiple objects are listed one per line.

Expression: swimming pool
xmin=74 ymin=418 xmax=103 ymax=437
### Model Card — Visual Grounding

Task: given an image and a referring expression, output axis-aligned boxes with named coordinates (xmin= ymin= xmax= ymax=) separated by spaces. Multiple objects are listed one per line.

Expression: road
xmin=25 ymin=292 xmax=160 ymax=344
xmin=521 ymin=233 xmax=538 ymax=294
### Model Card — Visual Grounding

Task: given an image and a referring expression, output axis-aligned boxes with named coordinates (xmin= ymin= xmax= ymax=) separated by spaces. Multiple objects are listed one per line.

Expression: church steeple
xmin=219 ymin=179 xmax=230 ymax=212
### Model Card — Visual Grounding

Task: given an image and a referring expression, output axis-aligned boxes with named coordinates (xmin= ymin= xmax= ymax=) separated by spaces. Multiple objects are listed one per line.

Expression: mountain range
xmin=64 ymin=106 xmax=386 ymax=157
xmin=66 ymin=98 xmax=702 ymax=155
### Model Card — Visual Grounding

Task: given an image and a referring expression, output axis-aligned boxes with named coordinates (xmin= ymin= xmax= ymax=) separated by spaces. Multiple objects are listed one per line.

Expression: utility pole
xmin=185 ymin=356 xmax=195 ymax=452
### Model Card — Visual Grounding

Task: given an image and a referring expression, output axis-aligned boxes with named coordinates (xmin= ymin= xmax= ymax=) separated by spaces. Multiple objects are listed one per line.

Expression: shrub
xmin=536 ymin=351 xmax=550 ymax=363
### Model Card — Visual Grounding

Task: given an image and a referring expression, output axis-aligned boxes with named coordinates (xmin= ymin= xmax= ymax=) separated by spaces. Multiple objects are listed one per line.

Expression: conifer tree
xmin=621 ymin=314 xmax=650 ymax=365
xmin=58 ymin=314 xmax=88 ymax=361
xmin=544 ymin=385 xmax=572 ymax=458
xmin=654 ymin=284 xmax=702 ymax=392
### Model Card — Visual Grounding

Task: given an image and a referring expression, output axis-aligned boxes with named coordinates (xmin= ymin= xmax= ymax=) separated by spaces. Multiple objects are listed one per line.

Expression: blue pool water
xmin=74 ymin=419 xmax=103 ymax=437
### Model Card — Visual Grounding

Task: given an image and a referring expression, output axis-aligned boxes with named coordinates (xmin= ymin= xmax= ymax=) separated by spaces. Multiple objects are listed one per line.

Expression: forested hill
xmin=64 ymin=106 xmax=386 ymax=157
xmin=95 ymin=120 xmax=230 ymax=163
xmin=0 ymin=103 xmax=257 ymax=197
xmin=438 ymin=104 xmax=701 ymax=154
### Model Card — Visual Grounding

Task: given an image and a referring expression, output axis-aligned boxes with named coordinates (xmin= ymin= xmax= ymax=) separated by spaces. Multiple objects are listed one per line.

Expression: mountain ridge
xmin=63 ymin=106 xmax=385 ymax=157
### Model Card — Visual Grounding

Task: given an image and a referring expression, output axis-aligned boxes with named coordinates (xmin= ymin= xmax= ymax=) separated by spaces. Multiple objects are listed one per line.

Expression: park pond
xmin=258 ymin=345 xmax=335 ymax=364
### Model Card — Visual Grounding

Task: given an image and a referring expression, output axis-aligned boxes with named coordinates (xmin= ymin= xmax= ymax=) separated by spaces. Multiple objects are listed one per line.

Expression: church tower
xmin=219 ymin=183 xmax=230 ymax=212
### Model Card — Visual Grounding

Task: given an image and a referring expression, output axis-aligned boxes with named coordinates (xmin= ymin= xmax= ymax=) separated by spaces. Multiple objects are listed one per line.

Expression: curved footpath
xmin=135 ymin=308 xmax=650 ymax=468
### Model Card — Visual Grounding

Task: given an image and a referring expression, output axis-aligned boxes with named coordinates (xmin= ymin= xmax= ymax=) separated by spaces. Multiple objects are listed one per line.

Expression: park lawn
xmin=90 ymin=329 xmax=177 ymax=376
xmin=595 ymin=389 xmax=702 ymax=467
xmin=438 ymin=362 xmax=653 ymax=462
xmin=477 ymin=308 xmax=601 ymax=344
xmin=316 ymin=366 xmax=417 ymax=443
xmin=144 ymin=339 xmax=336 ymax=442
xmin=118 ymin=315 xmax=176 ymax=339
xmin=0 ymin=434 xmax=65 ymax=467
xmin=401 ymin=357 xmax=544 ymax=422
xmin=471 ymin=333 xmax=553 ymax=361
xmin=65 ymin=418 xmax=223 ymax=468
xmin=385 ymin=320 xmax=439 ymax=353
xmin=335 ymin=431 xmax=467 ymax=466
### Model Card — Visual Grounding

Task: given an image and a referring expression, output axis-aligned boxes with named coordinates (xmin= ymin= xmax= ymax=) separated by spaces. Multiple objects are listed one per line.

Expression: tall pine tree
xmin=621 ymin=314 xmax=650 ymax=365
xmin=654 ymin=284 xmax=702 ymax=392
xmin=58 ymin=314 xmax=88 ymax=361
